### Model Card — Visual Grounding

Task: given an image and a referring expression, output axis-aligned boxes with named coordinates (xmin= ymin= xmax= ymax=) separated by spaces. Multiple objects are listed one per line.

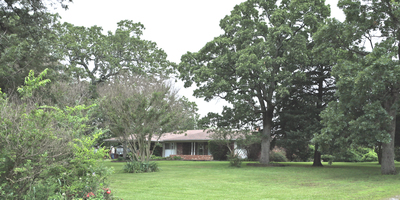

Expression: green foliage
xmin=321 ymin=148 xmax=378 ymax=163
xmin=172 ymin=156 xmax=182 ymax=160
xmin=208 ymin=140 xmax=229 ymax=160
xmin=98 ymin=76 xmax=197 ymax=163
xmin=178 ymin=0 xmax=330 ymax=164
xmin=151 ymin=155 xmax=167 ymax=160
xmin=57 ymin=20 xmax=176 ymax=91
xmin=17 ymin=69 xmax=51 ymax=99
xmin=0 ymin=0 xmax=68 ymax=93
xmin=0 ymin=70 xmax=116 ymax=199
xmin=270 ymin=151 xmax=288 ymax=162
xmin=361 ymin=150 xmax=378 ymax=162
xmin=123 ymin=161 xmax=159 ymax=173
xmin=317 ymin=0 xmax=400 ymax=175
xmin=227 ymin=154 xmax=242 ymax=168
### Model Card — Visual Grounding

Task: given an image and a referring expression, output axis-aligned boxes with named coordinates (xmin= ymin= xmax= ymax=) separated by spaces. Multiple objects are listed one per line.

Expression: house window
xmin=165 ymin=143 xmax=174 ymax=149
xmin=196 ymin=142 xmax=208 ymax=155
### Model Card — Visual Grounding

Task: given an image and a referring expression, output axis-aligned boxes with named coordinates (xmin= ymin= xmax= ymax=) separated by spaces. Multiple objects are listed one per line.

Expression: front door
xmin=164 ymin=142 xmax=176 ymax=157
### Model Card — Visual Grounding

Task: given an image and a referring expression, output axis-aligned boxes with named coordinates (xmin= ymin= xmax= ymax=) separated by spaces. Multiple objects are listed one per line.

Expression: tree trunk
xmin=375 ymin=143 xmax=382 ymax=164
xmin=381 ymin=100 xmax=397 ymax=175
xmin=259 ymin=110 xmax=273 ymax=164
xmin=123 ymin=141 xmax=127 ymax=159
xmin=312 ymin=77 xmax=323 ymax=167
xmin=312 ymin=144 xmax=323 ymax=166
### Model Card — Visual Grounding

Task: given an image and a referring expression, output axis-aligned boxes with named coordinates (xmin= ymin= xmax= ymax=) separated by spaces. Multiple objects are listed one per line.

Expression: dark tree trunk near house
xmin=375 ymin=143 xmax=382 ymax=165
xmin=312 ymin=144 xmax=323 ymax=166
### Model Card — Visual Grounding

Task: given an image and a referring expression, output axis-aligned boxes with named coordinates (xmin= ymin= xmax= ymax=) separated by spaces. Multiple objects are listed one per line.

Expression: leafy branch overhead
xmin=57 ymin=20 xmax=177 ymax=86
xmin=17 ymin=69 xmax=51 ymax=99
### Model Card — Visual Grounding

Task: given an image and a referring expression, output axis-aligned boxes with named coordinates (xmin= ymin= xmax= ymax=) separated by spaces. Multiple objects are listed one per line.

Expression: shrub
xmin=173 ymin=156 xmax=182 ymax=160
xmin=151 ymin=155 xmax=166 ymax=160
xmin=270 ymin=151 xmax=288 ymax=162
xmin=335 ymin=149 xmax=362 ymax=162
xmin=361 ymin=150 xmax=378 ymax=162
xmin=124 ymin=161 xmax=159 ymax=173
xmin=209 ymin=140 xmax=229 ymax=160
xmin=245 ymin=142 xmax=261 ymax=161
xmin=227 ymin=154 xmax=242 ymax=167
xmin=322 ymin=154 xmax=335 ymax=165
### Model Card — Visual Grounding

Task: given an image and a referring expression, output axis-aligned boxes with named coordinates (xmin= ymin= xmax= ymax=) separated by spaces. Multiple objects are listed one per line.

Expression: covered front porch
xmin=163 ymin=142 xmax=213 ymax=160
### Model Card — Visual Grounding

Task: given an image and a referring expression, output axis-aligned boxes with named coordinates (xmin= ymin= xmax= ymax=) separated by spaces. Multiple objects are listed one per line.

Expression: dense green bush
xmin=152 ymin=145 xmax=163 ymax=157
xmin=173 ymin=156 xmax=182 ymax=160
xmin=245 ymin=142 xmax=262 ymax=161
xmin=151 ymin=155 xmax=167 ymax=160
xmin=209 ymin=140 xmax=229 ymax=160
xmin=361 ymin=150 xmax=378 ymax=162
xmin=228 ymin=154 xmax=242 ymax=167
xmin=270 ymin=151 xmax=288 ymax=162
xmin=124 ymin=161 xmax=159 ymax=173
xmin=322 ymin=148 xmax=378 ymax=163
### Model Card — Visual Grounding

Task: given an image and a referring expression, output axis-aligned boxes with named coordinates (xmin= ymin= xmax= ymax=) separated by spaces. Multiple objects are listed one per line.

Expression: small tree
xmin=98 ymin=75 xmax=197 ymax=163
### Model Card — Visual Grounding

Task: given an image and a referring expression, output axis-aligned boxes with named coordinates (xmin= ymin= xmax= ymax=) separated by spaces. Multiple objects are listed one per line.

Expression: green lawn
xmin=104 ymin=161 xmax=400 ymax=200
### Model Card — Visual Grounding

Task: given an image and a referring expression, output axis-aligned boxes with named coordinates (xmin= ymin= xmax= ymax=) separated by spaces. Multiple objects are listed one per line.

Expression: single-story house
xmin=104 ymin=130 xmax=247 ymax=160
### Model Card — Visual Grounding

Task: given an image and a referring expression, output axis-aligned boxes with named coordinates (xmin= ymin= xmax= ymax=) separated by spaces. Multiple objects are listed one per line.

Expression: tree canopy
xmin=0 ymin=0 xmax=71 ymax=93
xmin=178 ymin=0 xmax=330 ymax=164
xmin=316 ymin=0 xmax=400 ymax=174
xmin=57 ymin=20 xmax=176 ymax=97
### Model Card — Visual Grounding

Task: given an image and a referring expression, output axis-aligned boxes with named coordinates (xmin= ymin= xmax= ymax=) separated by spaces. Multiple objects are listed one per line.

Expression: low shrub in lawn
xmin=124 ymin=161 xmax=159 ymax=173
xmin=151 ymin=155 xmax=167 ymax=160
xmin=270 ymin=151 xmax=288 ymax=162
xmin=173 ymin=156 xmax=182 ymax=160
xmin=228 ymin=154 xmax=242 ymax=167
xmin=361 ymin=149 xmax=378 ymax=162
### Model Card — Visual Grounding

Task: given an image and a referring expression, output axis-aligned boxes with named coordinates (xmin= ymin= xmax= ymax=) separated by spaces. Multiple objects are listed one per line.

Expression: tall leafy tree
xmin=276 ymin=17 xmax=338 ymax=165
xmin=178 ymin=0 xmax=330 ymax=164
xmin=317 ymin=0 xmax=400 ymax=174
xmin=0 ymin=0 xmax=71 ymax=93
xmin=57 ymin=20 xmax=176 ymax=97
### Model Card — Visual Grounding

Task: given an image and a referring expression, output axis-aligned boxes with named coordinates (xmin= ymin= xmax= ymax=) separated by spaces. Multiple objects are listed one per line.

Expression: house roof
xmin=104 ymin=129 xmax=213 ymax=142
xmin=160 ymin=130 xmax=212 ymax=141
xmin=103 ymin=129 xmax=249 ymax=143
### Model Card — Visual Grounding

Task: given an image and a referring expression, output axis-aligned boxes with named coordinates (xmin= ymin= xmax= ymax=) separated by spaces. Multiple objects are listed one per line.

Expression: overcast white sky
xmin=57 ymin=0 xmax=344 ymax=117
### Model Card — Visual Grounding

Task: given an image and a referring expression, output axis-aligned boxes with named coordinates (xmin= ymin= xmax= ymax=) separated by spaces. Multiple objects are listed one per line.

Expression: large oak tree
xmin=178 ymin=0 xmax=330 ymax=164
xmin=317 ymin=0 xmax=400 ymax=174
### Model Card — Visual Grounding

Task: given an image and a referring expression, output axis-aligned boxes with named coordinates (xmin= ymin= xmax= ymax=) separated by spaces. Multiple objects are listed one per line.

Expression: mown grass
xmin=104 ymin=161 xmax=400 ymax=200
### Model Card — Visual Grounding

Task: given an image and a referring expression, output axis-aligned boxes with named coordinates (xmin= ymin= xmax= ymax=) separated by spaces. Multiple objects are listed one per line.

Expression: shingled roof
xmin=104 ymin=129 xmax=213 ymax=142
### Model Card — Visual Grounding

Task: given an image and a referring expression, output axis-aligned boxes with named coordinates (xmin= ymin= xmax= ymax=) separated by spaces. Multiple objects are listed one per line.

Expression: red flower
xmin=86 ymin=192 xmax=95 ymax=198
